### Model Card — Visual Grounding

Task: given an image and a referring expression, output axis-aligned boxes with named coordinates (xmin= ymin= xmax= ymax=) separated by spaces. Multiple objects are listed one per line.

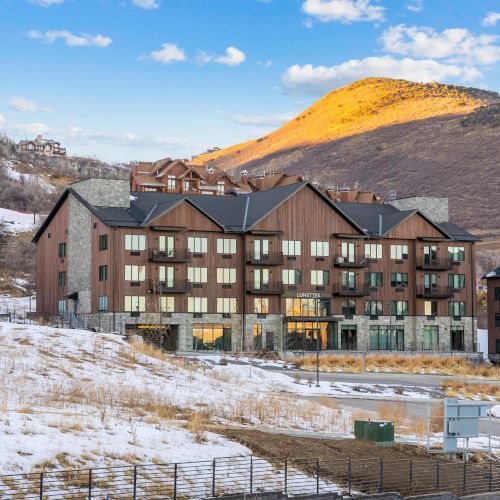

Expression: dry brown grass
xmin=187 ymin=412 xmax=207 ymax=443
xmin=430 ymin=403 xmax=445 ymax=433
xmin=377 ymin=400 xmax=408 ymax=428
xmin=442 ymin=380 xmax=500 ymax=400
xmin=289 ymin=354 xmax=363 ymax=373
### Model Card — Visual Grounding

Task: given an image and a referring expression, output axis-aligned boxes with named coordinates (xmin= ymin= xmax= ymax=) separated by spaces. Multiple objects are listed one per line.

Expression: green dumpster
xmin=354 ymin=420 xmax=394 ymax=447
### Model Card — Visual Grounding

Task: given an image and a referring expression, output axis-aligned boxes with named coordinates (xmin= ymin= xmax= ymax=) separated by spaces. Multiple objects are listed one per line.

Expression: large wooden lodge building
xmin=33 ymin=178 xmax=478 ymax=353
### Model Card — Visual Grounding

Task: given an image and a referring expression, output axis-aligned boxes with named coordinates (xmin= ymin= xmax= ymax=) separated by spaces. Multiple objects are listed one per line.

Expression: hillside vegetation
xmin=194 ymin=78 xmax=500 ymax=231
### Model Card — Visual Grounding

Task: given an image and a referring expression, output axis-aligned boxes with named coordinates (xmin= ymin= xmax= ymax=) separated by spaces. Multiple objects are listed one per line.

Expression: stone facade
xmin=389 ymin=197 xmax=449 ymax=223
xmin=70 ymin=179 xmax=130 ymax=208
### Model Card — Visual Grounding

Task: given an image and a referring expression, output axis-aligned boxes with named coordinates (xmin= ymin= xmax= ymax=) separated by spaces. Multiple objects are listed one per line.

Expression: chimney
xmin=378 ymin=214 xmax=383 ymax=237
xmin=69 ymin=178 xmax=131 ymax=208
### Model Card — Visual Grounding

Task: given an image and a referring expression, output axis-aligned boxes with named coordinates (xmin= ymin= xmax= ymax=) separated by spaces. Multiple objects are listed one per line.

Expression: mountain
xmin=193 ymin=78 xmax=500 ymax=232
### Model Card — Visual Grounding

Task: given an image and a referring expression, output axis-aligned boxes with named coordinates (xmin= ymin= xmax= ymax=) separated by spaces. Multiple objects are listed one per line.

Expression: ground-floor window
xmin=58 ymin=299 xmax=67 ymax=313
xmin=423 ymin=325 xmax=439 ymax=350
xmin=192 ymin=324 xmax=231 ymax=351
xmin=451 ymin=326 xmax=464 ymax=351
xmin=340 ymin=325 xmax=357 ymax=351
xmin=285 ymin=322 xmax=336 ymax=350
xmin=285 ymin=298 xmax=331 ymax=317
xmin=369 ymin=325 xmax=404 ymax=351
xmin=253 ymin=324 xmax=263 ymax=350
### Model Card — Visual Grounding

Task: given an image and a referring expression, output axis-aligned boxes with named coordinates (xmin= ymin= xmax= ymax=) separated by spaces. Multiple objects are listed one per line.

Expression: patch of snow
xmin=0 ymin=208 xmax=41 ymax=233
xmin=0 ymin=159 xmax=55 ymax=192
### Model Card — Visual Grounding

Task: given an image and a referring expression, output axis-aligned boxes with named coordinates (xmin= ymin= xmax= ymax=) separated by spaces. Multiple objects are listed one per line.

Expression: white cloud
xmin=483 ymin=12 xmax=500 ymax=27
xmin=27 ymin=0 xmax=64 ymax=6
xmin=199 ymin=47 xmax=246 ymax=67
xmin=132 ymin=0 xmax=160 ymax=9
xmin=229 ymin=112 xmax=296 ymax=126
xmin=257 ymin=60 xmax=273 ymax=69
xmin=381 ymin=24 xmax=500 ymax=65
xmin=28 ymin=30 xmax=112 ymax=48
xmin=281 ymin=56 xmax=481 ymax=95
xmin=405 ymin=0 xmax=423 ymax=12
xmin=10 ymin=97 xmax=52 ymax=113
xmin=145 ymin=43 xmax=186 ymax=64
xmin=302 ymin=0 xmax=385 ymax=24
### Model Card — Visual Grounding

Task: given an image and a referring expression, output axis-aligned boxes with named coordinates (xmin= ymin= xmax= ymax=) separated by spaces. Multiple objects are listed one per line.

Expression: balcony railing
xmin=149 ymin=249 xmax=191 ymax=263
xmin=333 ymin=256 xmax=369 ymax=268
xmin=150 ymin=280 xmax=192 ymax=293
xmin=416 ymin=285 xmax=454 ymax=298
xmin=332 ymin=283 xmax=370 ymax=297
xmin=246 ymin=252 xmax=284 ymax=266
xmin=417 ymin=257 xmax=453 ymax=270
xmin=246 ymin=281 xmax=283 ymax=295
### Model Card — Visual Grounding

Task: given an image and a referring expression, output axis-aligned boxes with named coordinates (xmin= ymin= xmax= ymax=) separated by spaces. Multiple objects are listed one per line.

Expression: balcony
xmin=246 ymin=252 xmax=284 ymax=266
xmin=416 ymin=257 xmax=453 ymax=271
xmin=416 ymin=286 xmax=454 ymax=299
xmin=333 ymin=256 xmax=369 ymax=268
xmin=149 ymin=249 xmax=191 ymax=263
xmin=246 ymin=281 xmax=283 ymax=295
xmin=150 ymin=280 xmax=192 ymax=293
xmin=332 ymin=283 xmax=370 ymax=297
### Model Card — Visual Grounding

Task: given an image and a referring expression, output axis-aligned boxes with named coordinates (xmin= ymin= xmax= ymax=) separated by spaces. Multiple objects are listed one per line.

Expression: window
xmin=364 ymin=243 xmax=382 ymax=259
xmin=217 ymin=238 xmax=236 ymax=254
xmin=254 ymin=298 xmax=269 ymax=314
xmin=496 ymin=313 xmax=500 ymax=328
xmin=311 ymin=270 xmax=329 ymax=286
xmin=193 ymin=324 xmax=231 ymax=351
xmin=370 ymin=326 xmax=404 ymax=350
xmin=253 ymin=240 xmax=269 ymax=259
xmin=448 ymin=274 xmax=465 ymax=289
xmin=167 ymin=176 xmax=176 ymax=190
xmin=311 ymin=241 xmax=329 ymax=257
xmin=188 ymin=237 xmax=208 ymax=253
xmin=342 ymin=299 xmax=356 ymax=316
xmin=217 ymin=297 xmax=237 ymax=314
xmin=448 ymin=246 xmax=465 ymax=262
xmin=160 ymin=296 xmax=174 ymax=313
xmin=158 ymin=236 xmax=175 ymax=256
xmin=99 ymin=235 xmax=108 ymax=251
xmin=282 ymin=269 xmax=302 ymax=285
xmin=188 ymin=267 xmax=208 ymax=283
xmin=217 ymin=181 xmax=225 ymax=195
xmin=364 ymin=272 xmax=383 ymax=287
xmin=390 ymin=300 xmax=408 ymax=316
xmin=99 ymin=296 xmax=108 ymax=312
xmin=125 ymin=234 xmax=146 ymax=251
xmin=188 ymin=297 xmax=208 ymax=313
xmin=424 ymin=300 xmax=438 ymax=316
xmin=183 ymin=180 xmax=190 ymax=190
xmin=423 ymin=273 xmax=438 ymax=289
xmin=390 ymin=244 xmax=408 ymax=260
xmin=496 ymin=287 xmax=500 ymax=301
xmin=365 ymin=300 xmax=383 ymax=316
xmin=125 ymin=296 xmax=146 ymax=312
xmin=217 ymin=268 xmax=236 ymax=284
xmin=391 ymin=272 xmax=408 ymax=287
xmin=253 ymin=324 xmax=263 ymax=350
xmin=341 ymin=242 xmax=355 ymax=262
xmin=158 ymin=266 xmax=174 ymax=286
xmin=58 ymin=299 xmax=67 ymax=313
xmin=341 ymin=271 xmax=356 ymax=289
xmin=285 ymin=298 xmax=330 ymax=317
xmin=98 ymin=265 xmax=108 ymax=282
xmin=448 ymin=301 xmax=465 ymax=317
xmin=451 ymin=326 xmax=464 ymax=351
xmin=282 ymin=240 xmax=301 ymax=256
xmin=58 ymin=271 xmax=66 ymax=288
xmin=58 ymin=243 xmax=67 ymax=258
xmin=124 ymin=265 xmax=146 ymax=282
xmin=423 ymin=325 xmax=439 ymax=350
xmin=254 ymin=269 xmax=269 ymax=289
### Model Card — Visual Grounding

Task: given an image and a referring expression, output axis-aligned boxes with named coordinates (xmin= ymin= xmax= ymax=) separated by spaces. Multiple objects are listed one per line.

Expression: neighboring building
xmin=33 ymin=178 xmax=478 ymax=353
xmin=482 ymin=267 xmax=500 ymax=361
xmin=18 ymin=135 xmax=66 ymax=156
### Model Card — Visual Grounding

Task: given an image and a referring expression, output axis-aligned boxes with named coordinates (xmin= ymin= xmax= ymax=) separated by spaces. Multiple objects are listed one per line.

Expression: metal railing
xmin=417 ymin=257 xmax=453 ymax=270
xmin=246 ymin=251 xmax=284 ymax=265
xmin=416 ymin=285 xmax=454 ymax=298
xmin=149 ymin=248 xmax=191 ymax=263
xmin=332 ymin=283 xmax=370 ymax=297
xmin=1 ymin=456 xmax=499 ymax=498
xmin=246 ymin=281 xmax=283 ymax=295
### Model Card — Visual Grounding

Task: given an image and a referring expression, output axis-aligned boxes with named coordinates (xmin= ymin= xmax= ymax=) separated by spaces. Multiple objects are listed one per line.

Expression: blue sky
xmin=0 ymin=0 xmax=499 ymax=163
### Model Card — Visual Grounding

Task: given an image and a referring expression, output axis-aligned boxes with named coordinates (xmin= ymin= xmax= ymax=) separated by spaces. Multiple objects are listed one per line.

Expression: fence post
xmin=436 ymin=461 xmax=440 ymax=490
xmin=133 ymin=466 xmax=137 ymax=500
xmin=316 ymin=458 xmax=320 ymax=495
xmin=174 ymin=463 xmax=178 ymax=500
xmin=250 ymin=456 xmax=253 ymax=495
xmin=380 ymin=458 xmax=384 ymax=492
xmin=88 ymin=469 xmax=92 ymax=499
xmin=348 ymin=458 xmax=351 ymax=496
xmin=212 ymin=459 xmax=216 ymax=497
xmin=284 ymin=458 xmax=288 ymax=494
xmin=39 ymin=472 xmax=44 ymax=500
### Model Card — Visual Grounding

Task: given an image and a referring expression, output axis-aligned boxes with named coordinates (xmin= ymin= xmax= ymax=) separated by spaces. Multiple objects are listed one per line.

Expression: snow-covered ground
xmin=0 ymin=294 xmax=35 ymax=316
xmin=0 ymin=159 xmax=55 ymax=193
xmin=0 ymin=207 xmax=41 ymax=233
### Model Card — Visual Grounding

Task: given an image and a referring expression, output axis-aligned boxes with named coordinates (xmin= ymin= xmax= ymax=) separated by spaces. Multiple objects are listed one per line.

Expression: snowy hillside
xmin=0 ymin=207 xmax=41 ymax=233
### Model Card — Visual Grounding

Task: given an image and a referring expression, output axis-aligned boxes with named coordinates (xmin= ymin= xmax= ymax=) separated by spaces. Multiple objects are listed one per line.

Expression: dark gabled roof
xmin=482 ymin=267 xmax=500 ymax=280
xmin=436 ymin=222 xmax=480 ymax=242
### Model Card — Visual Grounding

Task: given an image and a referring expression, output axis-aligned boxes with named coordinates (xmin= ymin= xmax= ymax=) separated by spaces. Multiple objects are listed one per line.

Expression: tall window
xmin=125 ymin=296 xmax=145 ymax=312
xmin=423 ymin=325 xmax=439 ymax=350
xmin=217 ymin=297 xmax=237 ymax=313
xmin=342 ymin=299 xmax=356 ymax=315
xmin=364 ymin=272 xmax=383 ymax=287
xmin=217 ymin=268 xmax=236 ymax=284
xmin=496 ymin=313 xmax=500 ymax=328
xmin=125 ymin=234 xmax=146 ymax=251
xmin=254 ymin=269 xmax=269 ymax=289
xmin=188 ymin=297 xmax=208 ymax=313
xmin=391 ymin=272 xmax=408 ymax=287
xmin=282 ymin=269 xmax=302 ymax=285
xmin=58 ymin=299 xmax=67 ymax=313
xmin=167 ymin=176 xmax=176 ymax=190
xmin=58 ymin=271 xmax=66 ymax=288
xmin=188 ymin=237 xmax=208 ymax=253
xmin=98 ymin=265 xmax=108 ymax=282
xmin=342 ymin=271 xmax=356 ymax=289
xmin=217 ymin=182 xmax=225 ymax=195
xmin=159 ymin=266 xmax=174 ymax=286
xmin=364 ymin=243 xmax=382 ymax=259
xmin=160 ymin=296 xmax=174 ymax=313
xmin=365 ymin=300 xmax=383 ymax=316
xmin=370 ymin=326 xmax=404 ymax=351
xmin=448 ymin=301 xmax=465 ymax=317
xmin=158 ymin=236 xmax=175 ymax=255
xmin=448 ymin=274 xmax=465 ymax=289
xmin=282 ymin=240 xmax=301 ymax=256
xmin=99 ymin=235 xmax=108 ymax=251
xmin=341 ymin=242 xmax=355 ymax=262
xmin=424 ymin=300 xmax=438 ymax=316
xmin=124 ymin=265 xmax=146 ymax=282
xmin=217 ymin=238 xmax=236 ymax=254
xmin=311 ymin=241 xmax=329 ymax=257
xmin=285 ymin=298 xmax=330 ymax=317
xmin=390 ymin=244 xmax=408 ymax=260
xmin=188 ymin=267 xmax=208 ymax=283
xmin=99 ymin=296 xmax=108 ymax=312
xmin=183 ymin=180 xmax=190 ymax=191
xmin=390 ymin=300 xmax=408 ymax=316
xmin=311 ymin=270 xmax=329 ymax=286
xmin=58 ymin=243 xmax=67 ymax=258
xmin=496 ymin=287 xmax=500 ymax=301
xmin=448 ymin=246 xmax=465 ymax=262
xmin=253 ymin=240 xmax=269 ymax=259
xmin=254 ymin=298 xmax=269 ymax=314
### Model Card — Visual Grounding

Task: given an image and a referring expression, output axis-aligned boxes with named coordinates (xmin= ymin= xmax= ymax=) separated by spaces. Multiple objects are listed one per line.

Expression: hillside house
xmin=18 ymin=135 xmax=66 ymax=156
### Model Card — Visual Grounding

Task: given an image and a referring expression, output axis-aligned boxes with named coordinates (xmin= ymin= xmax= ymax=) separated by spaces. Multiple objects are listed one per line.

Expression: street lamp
xmin=315 ymin=297 xmax=320 ymax=387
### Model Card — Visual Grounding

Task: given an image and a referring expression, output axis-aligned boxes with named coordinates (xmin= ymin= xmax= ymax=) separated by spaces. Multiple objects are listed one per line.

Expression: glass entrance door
xmin=340 ymin=325 xmax=357 ymax=350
